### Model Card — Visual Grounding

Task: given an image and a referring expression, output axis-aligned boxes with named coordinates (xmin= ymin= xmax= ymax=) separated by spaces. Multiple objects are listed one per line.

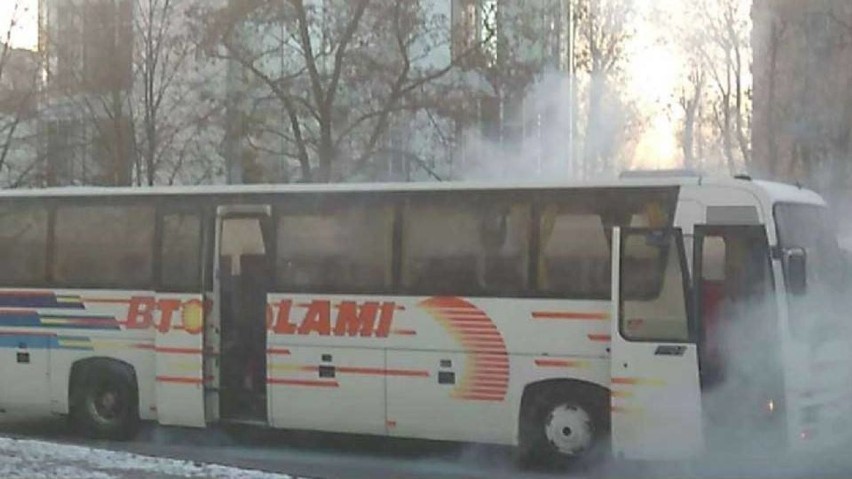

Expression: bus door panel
xmin=386 ymin=350 xmax=512 ymax=444
xmin=154 ymin=293 xmax=206 ymax=427
xmin=610 ymin=227 xmax=704 ymax=460
xmin=267 ymin=345 xmax=386 ymax=435
xmin=0 ymin=334 xmax=51 ymax=414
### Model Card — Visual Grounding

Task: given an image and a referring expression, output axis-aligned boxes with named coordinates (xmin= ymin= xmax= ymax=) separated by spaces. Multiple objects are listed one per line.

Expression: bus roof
xmin=0 ymin=176 xmax=827 ymax=206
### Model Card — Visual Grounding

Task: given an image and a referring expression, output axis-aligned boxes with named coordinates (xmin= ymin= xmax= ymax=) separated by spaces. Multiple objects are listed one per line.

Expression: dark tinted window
xmin=276 ymin=199 xmax=393 ymax=293
xmin=53 ymin=204 xmax=155 ymax=289
xmin=401 ymin=195 xmax=530 ymax=295
xmin=0 ymin=204 xmax=48 ymax=284
xmin=161 ymin=213 xmax=202 ymax=291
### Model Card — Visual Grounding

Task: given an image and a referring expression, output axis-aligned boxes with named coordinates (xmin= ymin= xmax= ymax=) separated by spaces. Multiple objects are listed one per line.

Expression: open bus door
xmin=609 ymin=227 xmax=704 ymax=460
xmin=214 ymin=205 xmax=272 ymax=424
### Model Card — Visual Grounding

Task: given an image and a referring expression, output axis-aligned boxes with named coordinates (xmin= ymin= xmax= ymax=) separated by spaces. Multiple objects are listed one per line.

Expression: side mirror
xmin=784 ymin=247 xmax=807 ymax=296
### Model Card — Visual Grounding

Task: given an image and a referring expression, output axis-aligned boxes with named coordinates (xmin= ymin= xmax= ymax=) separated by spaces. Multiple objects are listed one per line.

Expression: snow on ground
xmin=0 ymin=436 xmax=294 ymax=479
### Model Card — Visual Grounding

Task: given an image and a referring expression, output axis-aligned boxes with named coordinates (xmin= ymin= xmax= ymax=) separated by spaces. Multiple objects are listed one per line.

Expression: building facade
xmin=38 ymin=0 xmax=573 ymax=186
xmin=38 ymin=0 xmax=135 ymax=186
xmin=752 ymin=0 xmax=852 ymax=195
xmin=39 ymin=0 xmax=228 ymax=187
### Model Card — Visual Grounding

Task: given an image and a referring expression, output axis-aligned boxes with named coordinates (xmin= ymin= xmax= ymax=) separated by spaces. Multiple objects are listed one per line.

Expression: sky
xmin=0 ymin=0 xmax=38 ymax=50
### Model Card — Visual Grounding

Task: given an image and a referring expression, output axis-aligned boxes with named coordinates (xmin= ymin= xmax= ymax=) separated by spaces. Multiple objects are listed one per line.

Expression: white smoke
xmin=453 ymin=72 xmax=578 ymax=182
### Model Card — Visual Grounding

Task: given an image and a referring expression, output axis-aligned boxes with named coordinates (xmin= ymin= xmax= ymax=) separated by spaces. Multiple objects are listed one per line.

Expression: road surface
xmin=2 ymin=418 xmax=852 ymax=479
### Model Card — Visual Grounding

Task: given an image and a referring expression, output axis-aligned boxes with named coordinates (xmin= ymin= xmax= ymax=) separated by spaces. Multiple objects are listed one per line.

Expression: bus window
xmin=276 ymin=202 xmax=393 ymax=293
xmin=53 ymin=204 xmax=155 ymax=289
xmin=221 ymin=218 xmax=266 ymax=275
xmin=160 ymin=213 xmax=202 ymax=291
xmin=401 ymin=197 xmax=529 ymax=296
xmin=621 ymin=231 xmax=689 ymax=342
xmin=538 ymin=210 xmax=609 ymax=297
xmin=0 ymin=204 xmax=48 ymax=285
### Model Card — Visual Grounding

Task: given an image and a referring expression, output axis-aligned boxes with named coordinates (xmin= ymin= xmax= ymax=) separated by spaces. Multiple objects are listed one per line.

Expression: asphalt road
xmin=3 ymin=418 xmax=852 ymax=479
xmin=0 ymin=418 xmax=575 ymax=479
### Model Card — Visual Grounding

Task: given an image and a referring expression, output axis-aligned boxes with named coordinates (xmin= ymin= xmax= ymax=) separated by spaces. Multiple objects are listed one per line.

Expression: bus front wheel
xmin=518 ymin=384 xmax=609 ymax=468
xmin=70 ymin=360 xmax=139 ymax=440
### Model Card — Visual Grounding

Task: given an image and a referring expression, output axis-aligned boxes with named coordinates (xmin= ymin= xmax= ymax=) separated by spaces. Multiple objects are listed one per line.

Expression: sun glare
xmin=632 ymin=115 xmax=678 ymax=170
xmin=625 ymin=0 xmax=686 ymax=170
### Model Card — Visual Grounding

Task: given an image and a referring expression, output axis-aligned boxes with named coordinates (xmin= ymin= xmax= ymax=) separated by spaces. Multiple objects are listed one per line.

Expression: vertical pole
xmin=567 ymin=0 xmax=576 ymax=180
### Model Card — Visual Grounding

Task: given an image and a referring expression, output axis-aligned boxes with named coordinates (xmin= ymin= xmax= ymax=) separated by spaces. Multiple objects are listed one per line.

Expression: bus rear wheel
xmin=70 ymin=360 xmax=139 ymax=440
xmin=518 ymin=385 xmax=608 ymax=469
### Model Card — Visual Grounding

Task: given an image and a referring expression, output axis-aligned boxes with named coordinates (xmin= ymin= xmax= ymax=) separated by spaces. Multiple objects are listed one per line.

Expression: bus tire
xmin=518 ymin=383 xmax=609 ymax=469
xmin=70 ymin=360 xmax=139 ymax=441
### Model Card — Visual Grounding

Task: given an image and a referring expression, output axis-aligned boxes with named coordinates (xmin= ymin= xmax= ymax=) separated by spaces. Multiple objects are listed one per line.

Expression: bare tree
xmin=695 ymin=0 xmax=751 ymax=174
xmin=669 ymin=4 xmax=710 ymax=171
xmin=133 ymin=0 xmax=226 ymax=185
xmin=574 ymin=0 xmax=635 ymax=178
xmin=677 ymin=67 xmax=705 ymax=170
xmin=0 ymin=0 xmax=40 ymax=187
xmin=40 ymin=0 xmax=225 ymax=186
xmin=203 ymin=0 xmax=490 ymax=183
xmin=672 ymin=0 xmax=751 ymax=175
xmin=40 ymin=0 xmax=135 ymax=185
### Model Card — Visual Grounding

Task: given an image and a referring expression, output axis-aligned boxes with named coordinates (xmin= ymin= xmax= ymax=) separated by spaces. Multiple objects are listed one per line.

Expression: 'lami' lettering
xmin=270 ymin=300 xmax=396 ymax=338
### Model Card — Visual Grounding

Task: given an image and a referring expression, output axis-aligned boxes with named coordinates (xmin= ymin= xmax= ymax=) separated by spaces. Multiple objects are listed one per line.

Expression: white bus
xmin=0 ymin=175 xmax=847 ymax=465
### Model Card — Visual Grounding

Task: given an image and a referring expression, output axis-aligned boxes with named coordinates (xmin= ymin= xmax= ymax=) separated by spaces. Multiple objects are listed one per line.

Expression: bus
xmin=0 ymin=174 xmax=847 ymax=465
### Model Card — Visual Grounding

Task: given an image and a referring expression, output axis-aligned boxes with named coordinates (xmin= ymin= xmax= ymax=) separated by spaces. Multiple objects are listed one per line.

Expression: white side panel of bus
xmin=609 ymin=227 xmax=704 ymax=460
xmin=267 ymin=345 xmax=386 ymax=435
xmin=154 ymin=293 xmax=206 ymax=427
xmin=0 ymin=335 xmax=51 ymax=415
xmin=386 ymin=350 xmax=514 ymax=444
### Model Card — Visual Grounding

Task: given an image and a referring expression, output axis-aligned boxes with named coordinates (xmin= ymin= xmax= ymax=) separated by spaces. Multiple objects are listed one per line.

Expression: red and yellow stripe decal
xmin=156 ymin=375 xmax=211 ymax=385
xmin=534 ymin=358 xmax=589 ymax=369
xmin=532 ymin=311 xmax=609 ymax=321
xmin=611 ymin=376 xmax=666 ymax=387
xmin=267 ymin=378 xmax=339 ymax=388
xmin=420 ymin=297 xmax=509 ymax=402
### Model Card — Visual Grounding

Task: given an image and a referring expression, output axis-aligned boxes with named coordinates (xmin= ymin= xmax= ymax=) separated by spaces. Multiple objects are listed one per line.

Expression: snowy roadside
xmin=0 ymin=436 xmax=296 ymax=479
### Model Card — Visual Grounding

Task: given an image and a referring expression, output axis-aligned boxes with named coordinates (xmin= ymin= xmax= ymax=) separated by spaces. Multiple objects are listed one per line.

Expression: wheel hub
xmin=92 ymin=386 xmax=121 ymax=422
xmin=544 ymin=404 xmax=593 ymax=456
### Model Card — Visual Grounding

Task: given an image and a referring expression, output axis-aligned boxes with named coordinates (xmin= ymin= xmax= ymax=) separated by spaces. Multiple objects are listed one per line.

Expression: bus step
xmin=219 ymin=418 xmax=269 ymax=428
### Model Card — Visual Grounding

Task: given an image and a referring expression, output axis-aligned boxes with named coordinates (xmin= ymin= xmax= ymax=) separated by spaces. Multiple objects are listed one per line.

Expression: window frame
xmin=0 ymin=186 xmax=680 ymax=298
xmin=618 ymin=227 xmax=695 ymax=344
